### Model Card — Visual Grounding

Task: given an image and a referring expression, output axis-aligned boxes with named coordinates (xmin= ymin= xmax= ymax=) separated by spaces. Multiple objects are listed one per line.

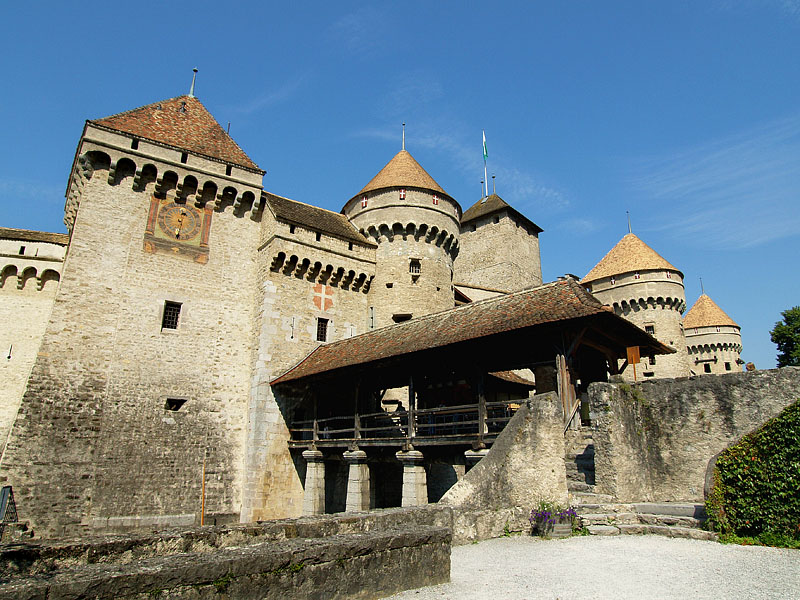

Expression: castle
xmin=0 ymin=92 xmax=741 ymax=537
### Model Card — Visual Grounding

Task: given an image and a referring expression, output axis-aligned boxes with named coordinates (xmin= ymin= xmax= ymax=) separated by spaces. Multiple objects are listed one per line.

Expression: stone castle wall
xmin=0 ymin=240 xmax=65 ymax=455
xmin=456 ymin=210 xmax=542 ymax=292
xmin=589 ymin=269 xmax=689 ymax=379
xmin=589 ymin=367 xmax=800 ymax=503
xmin=0 ymin=155 xmax=260 ymax=537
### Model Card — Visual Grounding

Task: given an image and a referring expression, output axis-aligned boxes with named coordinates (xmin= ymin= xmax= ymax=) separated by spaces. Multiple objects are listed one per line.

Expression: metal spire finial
xmin=700 ymin=277 xmax=705 ymax=295
xmin=627 ymin=210 xmax=632 ymax=234
xmin=402 ymin=123 xmax=405 ymax=151
xmin=189 ymin=68 xmax=198 ymax=97
xmin=492 ymin=174 xmax=496 ymax=195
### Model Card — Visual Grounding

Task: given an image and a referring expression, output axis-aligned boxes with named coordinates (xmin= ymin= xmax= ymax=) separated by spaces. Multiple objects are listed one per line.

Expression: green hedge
xmin=706 ymin=400 xmax=800 ymax=540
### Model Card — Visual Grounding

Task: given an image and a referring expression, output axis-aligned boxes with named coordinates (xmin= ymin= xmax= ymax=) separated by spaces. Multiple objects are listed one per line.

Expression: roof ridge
xmin=90 ymin=94 xmax=189 ymax=123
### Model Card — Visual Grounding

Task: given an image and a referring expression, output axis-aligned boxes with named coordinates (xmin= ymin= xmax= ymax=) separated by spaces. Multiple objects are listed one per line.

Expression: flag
xmin=482 ymin=130 xmax=488 ymax=162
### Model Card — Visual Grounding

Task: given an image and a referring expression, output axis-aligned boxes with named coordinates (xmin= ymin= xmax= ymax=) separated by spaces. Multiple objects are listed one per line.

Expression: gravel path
xmin=385 ymin=535 xmax=800 ymax=599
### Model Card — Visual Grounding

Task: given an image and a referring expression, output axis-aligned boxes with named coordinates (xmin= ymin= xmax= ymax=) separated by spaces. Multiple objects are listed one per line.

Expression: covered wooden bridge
xmin=270 ymin=276 xmax=673 ymax=513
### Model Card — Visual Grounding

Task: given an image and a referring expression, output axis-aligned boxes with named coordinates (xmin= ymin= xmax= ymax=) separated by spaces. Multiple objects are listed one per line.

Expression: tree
xmin=770 ymin=306 xmax=800 ymax=367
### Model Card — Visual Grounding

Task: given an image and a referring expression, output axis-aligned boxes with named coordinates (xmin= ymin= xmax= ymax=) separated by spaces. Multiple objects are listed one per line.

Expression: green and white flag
xmin=482 ymin=130 xmax=489 ymax=198
xmin=482 ymin=130 xmax=488 ymax=161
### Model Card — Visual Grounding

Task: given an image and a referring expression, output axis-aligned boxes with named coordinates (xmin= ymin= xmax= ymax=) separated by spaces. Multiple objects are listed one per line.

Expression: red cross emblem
xmin=399 ymin=189 xmax=406 ymax=199
xmin=313 ymin=284 xmax=334 ymax=311
xmin=432 ymin=195 xmax=439 ymax=205
xmin=361 ymin=196 xmax=368 ymax=208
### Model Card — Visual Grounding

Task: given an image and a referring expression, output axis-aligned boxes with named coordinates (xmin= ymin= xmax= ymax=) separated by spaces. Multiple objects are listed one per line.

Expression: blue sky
xmin=1 ymin=1 xmax=798 ymax=369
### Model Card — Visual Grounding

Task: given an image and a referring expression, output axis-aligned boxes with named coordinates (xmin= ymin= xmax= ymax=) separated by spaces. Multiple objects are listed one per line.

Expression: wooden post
xmin=408 ymin=375 xmax=416 ymax=441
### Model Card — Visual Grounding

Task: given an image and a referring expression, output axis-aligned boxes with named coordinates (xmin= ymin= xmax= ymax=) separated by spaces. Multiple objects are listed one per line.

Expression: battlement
xmin=65 ymin=124 xmax=265 ymax=232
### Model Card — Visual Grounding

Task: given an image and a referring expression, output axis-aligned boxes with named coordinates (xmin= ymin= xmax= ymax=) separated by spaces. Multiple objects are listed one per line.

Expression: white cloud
xmin=0 ymin=178 xmax=62 ymax=202
xmin=329 ymin=6 xmax=386 ymax=54
xmin=627 ymin=112 xmax=800 ymax=248
xmin=228 ymin=75 xmax=308 ymax=115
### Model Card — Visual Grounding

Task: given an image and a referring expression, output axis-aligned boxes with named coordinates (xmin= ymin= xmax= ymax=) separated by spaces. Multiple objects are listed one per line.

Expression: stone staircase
xmin=564 ymin=427 xmax=717 ymax=540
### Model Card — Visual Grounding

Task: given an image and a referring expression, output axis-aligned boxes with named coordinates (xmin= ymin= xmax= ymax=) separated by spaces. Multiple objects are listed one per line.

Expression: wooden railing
xmin=288 ymin=400 xmax=518 ymax=447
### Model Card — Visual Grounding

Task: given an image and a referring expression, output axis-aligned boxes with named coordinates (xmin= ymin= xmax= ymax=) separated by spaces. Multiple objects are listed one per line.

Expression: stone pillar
xmin=464 ymin=448 xmax=489 ymax=472
xmin=343 ymin=450 xmax=370 ymax=512
xmin=396 ymin=450 xmax=427 ymax=507
xmin=302 ymin=450 xmax=325 ymax=515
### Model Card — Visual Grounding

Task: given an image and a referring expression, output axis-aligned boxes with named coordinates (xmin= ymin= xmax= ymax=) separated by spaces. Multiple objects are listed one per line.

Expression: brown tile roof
xmin=582 ymin=233 xmax=682 ymax=283
xmin=489 ymin=370 xmax=535 ymax=386
xmin=683 ymin=294 xmax=739 ymax=329
xmin=91 ymin=95 xmax=262 ymax=172
xmin=0 ymin=227 xmax=69 ymax=245
xmin=353 ymin=150 xmax=450 ymax=200
xmin=461 ymin=194 xmax=543 ymax=233
xmin=272 ymin=277 xmax=672 ymax=384
xmin=265 ymin=193 xmax=375 ymax=246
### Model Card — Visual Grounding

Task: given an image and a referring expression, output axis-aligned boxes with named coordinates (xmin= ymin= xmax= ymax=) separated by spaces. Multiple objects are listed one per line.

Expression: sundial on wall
xmin=143 ymin=197 xmax=212 ymax=264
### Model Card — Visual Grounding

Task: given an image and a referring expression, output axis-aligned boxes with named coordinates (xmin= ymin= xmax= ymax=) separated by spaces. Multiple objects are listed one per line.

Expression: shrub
xmin=706 ymin=400 xmax=800 ymax=542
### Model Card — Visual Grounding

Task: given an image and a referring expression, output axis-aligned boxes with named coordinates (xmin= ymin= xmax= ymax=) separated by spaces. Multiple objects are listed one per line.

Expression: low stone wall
xmin=590 ymin=367 xmax=800 ymax=503
xmin=440 ymin=392 xmax=567 ymax=543
xmin=0 ymin=508 xmax=451 ymax=599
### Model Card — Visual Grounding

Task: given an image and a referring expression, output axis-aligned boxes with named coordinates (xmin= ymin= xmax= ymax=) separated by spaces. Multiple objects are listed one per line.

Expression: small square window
xmin=162 ymin=301 xmax=182 ymax=330
xmin=409 ymin=259 xmax=421 ymax=274
xmin=315 ymin=232 xmax=322 ymax=242
xmin=316 ymin=317 xmax=328 ymax=342
xmin=289 ymin=224 xmax=296 ymax=234
xmin=180 ymin=152 xmax=188 ymax=164
xmin=493 ymin=215 xmax=500 ymax=224
xmin=666 ymin=271 xmax=672 ymax=279
xmin=131 ymin=138 xmax=139 ymax=150
xmin=165 ymin=398 xmax=187 ymax=411
xmin=725 ymin=362 xmax=731 ymax=371
xmin=634 ymin=272 xmax=640 ymax=279
xmin=645 ymin=325 xmax=655 ymax=335
xmin=225 ymin=165 xmax=232 ymax=176
xmin=18 ymin=246 xmax=25 ymax=255
xmin=610 ymin=277 xmax=616 ymax=285
xmin=704 ymin=363 xmax=711 ymax=373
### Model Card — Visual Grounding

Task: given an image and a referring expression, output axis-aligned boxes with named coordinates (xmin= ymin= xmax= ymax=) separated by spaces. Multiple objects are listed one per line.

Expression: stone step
xmin=585 ymin=524 xmax=717 ymax=540
xmin=569 ymin=492 xmax=616 ymax=505
xmin=579 ymin=512 xmax=704 ymax=529
xmin=565 ymin=449 xmax=594 ymax=461
xmin=574 ymin=502 xmax=706 ymax=519
xmin=567 ymin=481 xmax=594 ymax=493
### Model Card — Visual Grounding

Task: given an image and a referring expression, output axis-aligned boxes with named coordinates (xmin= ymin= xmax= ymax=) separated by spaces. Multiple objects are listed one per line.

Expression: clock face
xmin=157 ymin=203 xmax=202 ymax=242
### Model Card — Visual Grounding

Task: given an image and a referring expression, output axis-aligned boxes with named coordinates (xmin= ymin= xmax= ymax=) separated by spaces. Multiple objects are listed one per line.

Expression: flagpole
xmin=482 ymin=131 xmax=488 ymax=198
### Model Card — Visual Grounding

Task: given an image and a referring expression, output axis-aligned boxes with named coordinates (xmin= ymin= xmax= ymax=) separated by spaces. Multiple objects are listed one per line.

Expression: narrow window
xmin=716 ymin=326 xmax=721 ymax=333
xmin=289 ymin=224 xmax=296 ymax=234
xmin=361 ymin=196 xmax=368 ymax=208
xmin=131 ymin=138 xmax=139 ymax=150
xmin=634 ymin=272 xmax=640 ymax=280
xmin=225 ymin=165 xmax=233 ymax=176
xmin=315 ymin=232 xmax=322 ymax=242
xmin=650 ymin=355 xmax=656 ymax=365
xmin=409 ymin=259 xmax=421 ymax=274
xmin=432 ymin=195 xmax=439 ymax=205
xmin=316 ymin=317 xmax=328 ymax=342
xmin=610 ymin=277 xmax=616 ymax=285
xmin=704 ymin=363 xmax=712 ymax=373
xmin=666 ymin=271 xmax=672 ymax=279
xmin=399 ymin=189 xmax=406 ymax=200
xmin=348 ymin=242 xmax=353 ymax=250
xmin=725 ymin=362 xmax=732 ymax=371
xmin=162 ymin=301 xmax=182 ymax=330
xmin=368 ymin=307 xmax=375 ymax=330
xmin=165 ymin=398 xmax=187 ymax=411
xmin=645 ymin=324 xmax=655 ymax=335
xmin=493 ymin=215 xmax=500 ymax=224
xmin=470 ymin=224 xmax=476 ymax=232
xmin=18 ymin=246 xmax=25 ymax=255
xmin=180 ymin=152 xmax=188 ymax=164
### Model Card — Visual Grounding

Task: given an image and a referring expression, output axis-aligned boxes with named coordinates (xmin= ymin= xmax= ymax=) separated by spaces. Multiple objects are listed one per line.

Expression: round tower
xmin=684 ymin=294 xmax=743 ymax=374
xmin=342 ymin=149 xmax=461 ymax=328
xmin=581 ymin=233 xmax=689 ymax=380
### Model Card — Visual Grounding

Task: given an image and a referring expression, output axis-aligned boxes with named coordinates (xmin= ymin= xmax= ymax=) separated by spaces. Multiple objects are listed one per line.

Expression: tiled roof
xmin=489 ymin=371 xmax=535 ymax=386
xmin=353 ymin=150 xmax=449 ymax=200
xmin=461 ymin=194 xmax=543 ymax=233
xmin=272 ymin=277 xmax=672 ymax=384
xmin=582 ymin=233 xmax=681 ymax=283
xmin=684 ymin=294 xmax=739 ymax=329
xmin=266 ymin=193 xmax=375 ymax=246
xmin=0 ymin=227 xmax=69 ymax=245
xmin=91 ymin=95 xmax=262 ymax=172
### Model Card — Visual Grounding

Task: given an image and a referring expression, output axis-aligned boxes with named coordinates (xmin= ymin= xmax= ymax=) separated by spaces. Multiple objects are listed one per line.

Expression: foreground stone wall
xmin=0 ymin=507 xmax=451 ymax=600
xmin=590 ymin=367 xmax=800 ymax=502
xmin=440 ymin=392 xmax=567 ymax=543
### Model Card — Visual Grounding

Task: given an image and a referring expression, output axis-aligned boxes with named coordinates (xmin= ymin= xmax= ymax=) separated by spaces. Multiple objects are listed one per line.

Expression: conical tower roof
xmin=582 ymin=233 xmax=682 ymax=283
xmin=91 ymin=95 xmax=262 ymax=172
xmin=684 ymin=294 xmax=739 ymax=329
xmin=353 ymin=150 xmax=449 ymax=200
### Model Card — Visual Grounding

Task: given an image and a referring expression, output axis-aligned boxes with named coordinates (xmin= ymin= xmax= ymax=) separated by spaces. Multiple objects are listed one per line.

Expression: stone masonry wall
xmin=242 ymin=218 xmax=374 ymax=523
xmin=441 ymin=391 xmax=567 ymax=543
xmin=589 ymin=367 xmax=800 ymax=502
xmin=456 ymin=211 xmax=542 ymax=293
xmin=0 ymin=508 xmax=452 ymax=600
xmin=0 ymin=255 xmax=62 ymax=456
xmin=0 ymin=166 xmax=258 ymax=538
